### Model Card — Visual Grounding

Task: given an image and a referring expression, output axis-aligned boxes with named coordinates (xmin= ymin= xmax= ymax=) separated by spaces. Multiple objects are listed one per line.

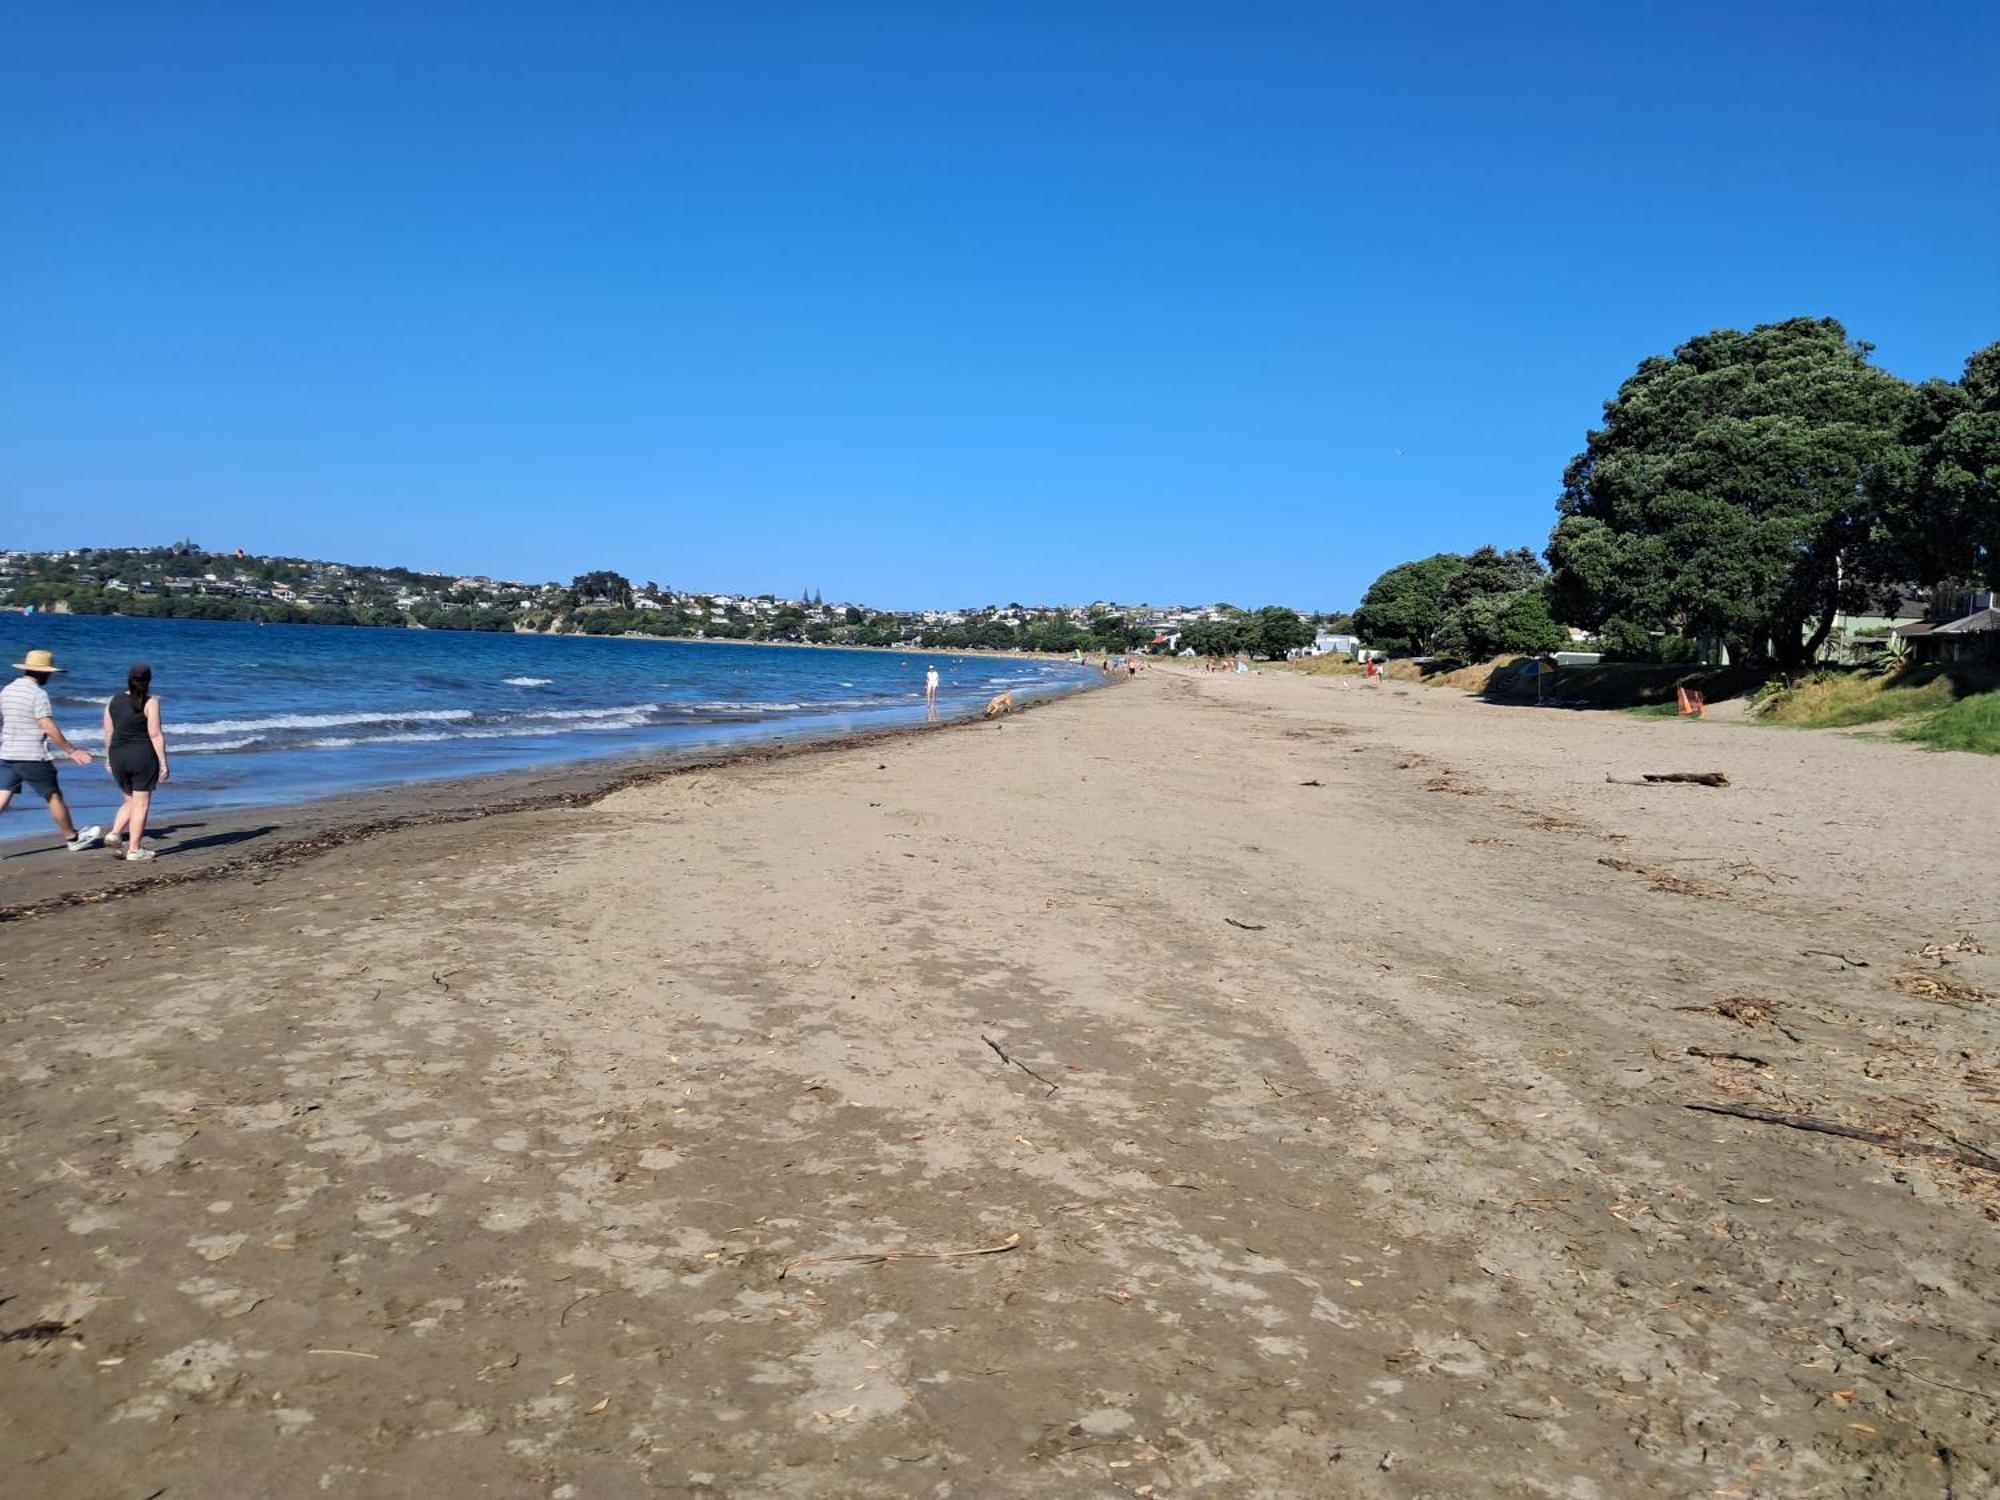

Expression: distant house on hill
xmin=1895 ymin=588 xmax=1999 ymax=663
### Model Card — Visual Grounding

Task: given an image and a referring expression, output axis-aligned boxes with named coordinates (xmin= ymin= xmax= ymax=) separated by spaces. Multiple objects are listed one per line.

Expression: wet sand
xmin=2 ymin=667 xmax=1995 ymax=1497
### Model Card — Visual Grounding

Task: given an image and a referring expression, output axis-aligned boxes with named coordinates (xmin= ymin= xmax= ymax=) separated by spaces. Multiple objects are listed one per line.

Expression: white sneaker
xmin=126 ymin=847 xmax=158 ymax=863
xmin=65 ymin=825 xmax=103 ymax=852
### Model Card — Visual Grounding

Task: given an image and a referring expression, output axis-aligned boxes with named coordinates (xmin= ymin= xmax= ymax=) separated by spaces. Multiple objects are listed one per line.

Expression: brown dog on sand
xmin=982 ymin=692 xmax=1015 ymax=719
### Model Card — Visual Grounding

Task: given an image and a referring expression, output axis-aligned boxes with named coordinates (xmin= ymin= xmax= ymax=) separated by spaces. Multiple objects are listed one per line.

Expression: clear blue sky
xmin=4 ymin=3 xmax=1996 ymax=611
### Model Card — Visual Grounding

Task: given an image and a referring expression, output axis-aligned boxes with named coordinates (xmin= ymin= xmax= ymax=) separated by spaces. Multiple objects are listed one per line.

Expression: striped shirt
xmin=0 ymin=675 xmax=55 ymax=761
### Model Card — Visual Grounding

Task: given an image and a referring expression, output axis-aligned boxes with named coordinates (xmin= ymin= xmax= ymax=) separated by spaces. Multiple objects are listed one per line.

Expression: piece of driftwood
xmin=982 ymin=1034 xmax=1059 ymax=1097
xmin=1644 ymin=771 xmax=1729 ymax=786
xmin=1686 ymin=1045 xmax=1771 ymax=1068
xmin=1685 ymin=1102 xmax=2000 ymax=1173
xmin=779 ymin=1232 xmax=1022 ymax=1279
xmin=1224 ymin=918 xmax=1266 ymax=931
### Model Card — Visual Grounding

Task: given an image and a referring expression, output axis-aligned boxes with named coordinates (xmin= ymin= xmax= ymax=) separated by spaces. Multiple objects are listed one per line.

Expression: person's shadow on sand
xmin=163 ymin=824 xmax=278 ymax=855
xmin=1 ymin=821 xmax=280 ymax=860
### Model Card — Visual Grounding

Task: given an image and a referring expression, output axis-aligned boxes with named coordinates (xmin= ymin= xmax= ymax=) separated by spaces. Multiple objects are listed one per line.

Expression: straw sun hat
xmin=11 ymin=649 xmax=63 ymax=673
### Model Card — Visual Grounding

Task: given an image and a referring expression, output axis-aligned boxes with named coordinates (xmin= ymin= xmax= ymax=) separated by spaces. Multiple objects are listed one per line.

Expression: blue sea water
xmin=1 ymin=615 xmax=1098 ymax=822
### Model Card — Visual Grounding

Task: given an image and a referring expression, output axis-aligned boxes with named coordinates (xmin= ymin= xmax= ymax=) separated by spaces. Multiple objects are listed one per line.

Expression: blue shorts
xmin=1 ymin=759 xmax=61 ymax=800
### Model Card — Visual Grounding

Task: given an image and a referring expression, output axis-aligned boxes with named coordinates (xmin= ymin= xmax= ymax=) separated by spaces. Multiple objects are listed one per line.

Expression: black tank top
xmin=109 ymin=691 xmax=152 ymax=749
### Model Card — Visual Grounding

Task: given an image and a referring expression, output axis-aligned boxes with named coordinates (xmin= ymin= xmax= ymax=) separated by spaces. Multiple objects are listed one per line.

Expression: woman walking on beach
xmin=102 ymin=664 xmax=169 ymax=861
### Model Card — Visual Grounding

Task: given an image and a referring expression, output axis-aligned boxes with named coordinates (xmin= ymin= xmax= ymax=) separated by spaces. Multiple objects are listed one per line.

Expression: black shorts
xmin=1 ymin=759 xmax=60 ymax=800
xmin=110 ymin=746 xmax=160 ymax=794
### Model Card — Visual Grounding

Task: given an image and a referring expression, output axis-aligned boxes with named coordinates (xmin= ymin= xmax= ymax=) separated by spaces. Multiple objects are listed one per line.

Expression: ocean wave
xmin=518 ymin=702 xmax=661 ymax=722
xmin=308 ymin=717 xmax=656 ymax=750
xmin=309 ymin=731 xmax=454 ymax=749
xmin=503 ymin=676 xmax=552 ymax=687
xmin=683 ymin=700 xmax=804 ymax=713
xmin=176 ymin=708 xmax=477 ymax=736
xmin=176 ymin=736 xmax=264 ymax=753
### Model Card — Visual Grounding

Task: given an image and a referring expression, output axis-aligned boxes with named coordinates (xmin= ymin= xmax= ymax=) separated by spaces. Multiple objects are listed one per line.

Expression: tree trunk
xmin=1801 ymin=592 xmax=1840 ymax=665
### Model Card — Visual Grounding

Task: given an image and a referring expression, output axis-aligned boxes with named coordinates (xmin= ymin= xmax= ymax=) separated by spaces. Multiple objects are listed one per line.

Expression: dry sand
xmin=2 ymin=666 xmax=1996 ymax=1498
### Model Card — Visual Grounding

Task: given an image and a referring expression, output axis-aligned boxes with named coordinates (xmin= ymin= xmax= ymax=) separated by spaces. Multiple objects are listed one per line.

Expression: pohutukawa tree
xmin=1546 ymin=318 xmax=1913 ymax=668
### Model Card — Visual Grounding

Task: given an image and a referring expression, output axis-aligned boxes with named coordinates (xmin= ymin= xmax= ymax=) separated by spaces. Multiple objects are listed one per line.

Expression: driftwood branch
xmin=1224 ymin=918 xmax=1266 ymax=931
xmin=1685 ymin=1102 xmax=2000 ymax=1174
xmin=1685 ymin=1045 xmax=1771 ymax=1068
xmin=982 ymin=1035 xmax=1059 ymax=1097
xmin=1606 ymin=771 xmax=1730 ymax=788
xmin=780 ymin=1232 xmax=1022 ymax=1279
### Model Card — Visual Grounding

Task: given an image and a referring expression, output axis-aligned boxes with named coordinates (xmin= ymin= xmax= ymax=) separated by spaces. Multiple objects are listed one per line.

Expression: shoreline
xmin=0 ymin=680 xmax=1101 ymax=923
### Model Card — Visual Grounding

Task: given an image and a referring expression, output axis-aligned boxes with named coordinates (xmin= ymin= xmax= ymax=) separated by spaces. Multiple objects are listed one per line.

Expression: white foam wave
xmin=684 ymin=700 xmax=804 ymax=713
xmin=177 ymin=736 xmax=263 ymax=753
xmin=309 ymin=731 xmax=453 ymax=748
xmin=518 ymin=702 xmax=661 ymax=722
xmin=308 ymin=716 xmax=655 ymax=749
xmin=503 ymin=676 xmax=553 ymax=687
xmin=177 ymin=708 xmax=476 ymax=736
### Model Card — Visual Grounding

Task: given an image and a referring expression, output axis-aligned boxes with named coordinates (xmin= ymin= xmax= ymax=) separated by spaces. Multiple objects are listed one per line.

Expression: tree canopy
xmin=1353 ymin=546 xmax=1569 ymax=660
xmin=1545 ymin=318 xmax=1915 ymax=668
xmin=1352 ymin=554 xmax=1464 ymax=655
xmin=571 ymin=570 xmax=633 ymax=608
xmin=1243 ymin=605 xmax=1312 ymax=659
xmin=1867 ymin=341 xmax=2000 ymax=598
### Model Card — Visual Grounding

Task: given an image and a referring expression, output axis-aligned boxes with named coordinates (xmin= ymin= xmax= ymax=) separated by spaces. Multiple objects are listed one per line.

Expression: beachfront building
xmin=1825 ymin=589 xmax=1934 ymax=663
xmin=1896 ymin=588 xmax=2000 ymax=663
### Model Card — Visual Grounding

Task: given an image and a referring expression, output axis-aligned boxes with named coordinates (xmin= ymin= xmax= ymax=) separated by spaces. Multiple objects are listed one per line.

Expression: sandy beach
xmin=3 ymin=667 xmax=1996 ymax=1498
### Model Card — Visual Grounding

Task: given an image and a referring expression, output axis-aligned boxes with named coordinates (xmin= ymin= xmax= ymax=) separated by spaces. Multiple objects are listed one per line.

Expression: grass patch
xmin=1753 ymin=669 xmax=1955 ymax=728
xmin=1900 ymin=691 xmax=2000 ymax=754
xmin=1274 ymin=654 xmax=1362 ymax=677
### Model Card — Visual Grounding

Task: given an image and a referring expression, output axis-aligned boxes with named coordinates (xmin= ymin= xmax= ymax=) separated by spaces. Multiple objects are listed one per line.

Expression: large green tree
xmin=571 ymin=570 xmax=633 ymax=608
xmin=1546 ymin=318 xmax=1913 ymax=668
xmin=1435 ymin=546 xmax=1551 ymax=659
xmin=1179 ymin=616 xmax=1247 ymax=657
xmin=1352 ymin=553 xmax=1465 ymax=655
xmin=1242 ymin=605 xmax=1313 ymax=659
xmin=1866 ymin=341 xmax=2000 ymax=596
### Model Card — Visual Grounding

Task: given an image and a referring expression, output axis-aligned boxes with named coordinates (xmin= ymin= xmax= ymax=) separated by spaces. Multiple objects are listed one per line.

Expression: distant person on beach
xmin=924 ymin=664 xmax=940 ymax=720
xmin=0 ymin=648 xmax=102 ymax=851
xmin=102 ymin=663 xmax=169 ymax=861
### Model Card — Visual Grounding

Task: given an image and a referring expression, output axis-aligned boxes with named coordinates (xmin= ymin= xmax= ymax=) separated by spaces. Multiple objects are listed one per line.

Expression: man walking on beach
xmin=1 ymin=649 xmax=103 ymax=851
xmin=924 ymin=664 xmax=940 ymax=720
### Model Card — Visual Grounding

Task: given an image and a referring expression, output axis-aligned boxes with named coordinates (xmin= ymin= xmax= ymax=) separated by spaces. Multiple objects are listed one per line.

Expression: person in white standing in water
xmin=0 ymin=648 xmax=103 ymax=851
xmin=924 ymin=664 xmax=941 ymax=720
